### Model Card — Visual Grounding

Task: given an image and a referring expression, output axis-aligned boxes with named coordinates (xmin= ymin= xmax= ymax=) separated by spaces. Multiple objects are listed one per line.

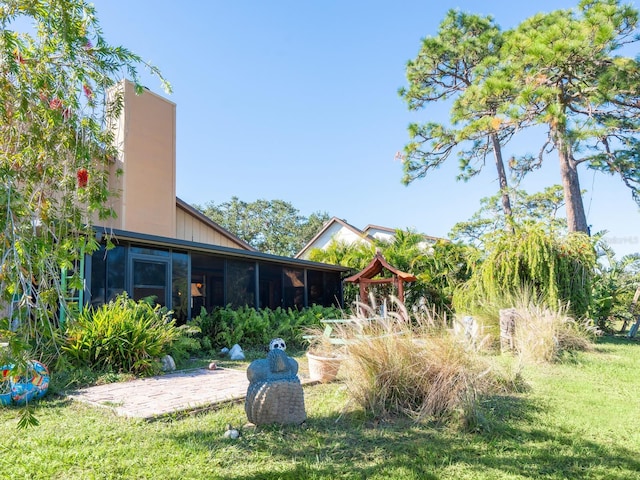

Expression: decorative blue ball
xmin=0 ymin=361 xmax=50 ymax=406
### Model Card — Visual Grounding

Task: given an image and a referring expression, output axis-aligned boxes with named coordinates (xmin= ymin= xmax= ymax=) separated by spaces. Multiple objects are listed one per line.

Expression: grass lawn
xmin=1 ymin=336 xmax=639 ymax=479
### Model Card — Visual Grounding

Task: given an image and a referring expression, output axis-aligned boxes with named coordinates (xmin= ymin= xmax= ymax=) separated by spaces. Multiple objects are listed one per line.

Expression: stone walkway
xmin=67 ymin=367 xmax=316 ymax=420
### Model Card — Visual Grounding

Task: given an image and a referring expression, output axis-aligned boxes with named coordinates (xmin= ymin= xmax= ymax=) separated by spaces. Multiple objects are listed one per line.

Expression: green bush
xmin=189 ymin=304 xmax=343 ymax=350
xmin=166 ymin=324 xmax=206 ymax=366
xmin=63 ymin=293 xmax=179 ymax=375
xmin=454 ymin=224 xmax=596 ymax=319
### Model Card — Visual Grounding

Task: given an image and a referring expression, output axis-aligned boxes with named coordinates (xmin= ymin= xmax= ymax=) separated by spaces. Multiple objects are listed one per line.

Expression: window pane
xmin=283 ymin=268 xmax=304 ymax=310
xmin=191 ymin=253 xmax=225 ymax=312
xmin=172 ymin=251 xmax=189 ymax=324
xmin=106 ymin=246 xmax=126 ymax=302
xmin=259 ymin=264 xmax=282 ymax=310
xmin=307 ymin=270 xmax=324 ymax=306
xmin=325 ymin=272 xmax=342 ymax=308
xmin=130 ymin=246 xmax=169 ymax=257
xmin=133 ymin=260 xmax=167 ymax=306
xmin=90 ymin=245 xmax=106 ymax=307
xmin=227 ymin=260 xmax=255 ymax=308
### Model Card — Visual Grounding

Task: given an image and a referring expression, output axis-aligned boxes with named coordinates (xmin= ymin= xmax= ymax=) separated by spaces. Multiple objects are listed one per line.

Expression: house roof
xmin=295 ymin=217 xmax=446 ymax=259
xmin=344 ymin=251 xmax=417 ymax=283
xmin=94 ymin=226 xmax=350 ymax=273
xmin=175 ymin=197 xmax=256 ymax=251
xmin=364 ymin=224 xmax=444 ymax=243
xmin=294 ymin=217 xmax=372 ymax=259
xmin=363 ymin=224 xmax=396 ymax=235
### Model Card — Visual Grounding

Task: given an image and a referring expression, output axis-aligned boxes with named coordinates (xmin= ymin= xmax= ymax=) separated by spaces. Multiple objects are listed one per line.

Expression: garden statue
xmin=245 ymin=339 xmax=306 ymax=425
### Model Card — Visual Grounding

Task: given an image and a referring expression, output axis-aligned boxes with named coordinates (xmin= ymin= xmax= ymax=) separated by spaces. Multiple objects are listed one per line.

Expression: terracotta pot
xmin=306 ymin=351 xmax=343 ymax=383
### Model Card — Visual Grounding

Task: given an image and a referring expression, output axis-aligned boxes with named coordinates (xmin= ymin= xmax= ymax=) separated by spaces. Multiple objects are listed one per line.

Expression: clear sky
xmin=90 ymin=0 xmax=639 ymax=257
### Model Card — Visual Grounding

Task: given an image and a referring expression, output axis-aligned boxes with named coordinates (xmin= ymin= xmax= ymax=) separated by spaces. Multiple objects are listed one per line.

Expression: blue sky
xmin=91 ymin=0 xmax=639 ymax=257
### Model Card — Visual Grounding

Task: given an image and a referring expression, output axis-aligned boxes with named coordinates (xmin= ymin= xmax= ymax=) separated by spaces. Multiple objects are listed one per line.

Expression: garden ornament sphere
xmin=269 ymin=338 xmax=286 ymax=351
xmin=0 ymin=360 xmax=50 ymax=406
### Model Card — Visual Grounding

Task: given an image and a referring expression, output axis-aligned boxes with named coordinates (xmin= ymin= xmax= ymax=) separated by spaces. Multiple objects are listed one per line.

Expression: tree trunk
xmin=555 ymin=129 xmax=589 ymax=233
xmin=490 ymin=132 xmax=514 ymax=232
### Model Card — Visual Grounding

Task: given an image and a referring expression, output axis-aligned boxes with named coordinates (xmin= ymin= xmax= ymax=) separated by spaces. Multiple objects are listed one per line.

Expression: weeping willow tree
xmin=454 ymin=224 xmax=596 ymax=318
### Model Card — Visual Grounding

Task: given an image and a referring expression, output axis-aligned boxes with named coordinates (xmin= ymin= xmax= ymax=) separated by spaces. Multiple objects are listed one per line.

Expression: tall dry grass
xmin=510 ymin=299 xmax=595 ymax=364
xmin=453 ymin=286 xmax=597 ymax=362
xmin=337 ymin=297 xmax=520 ymax=427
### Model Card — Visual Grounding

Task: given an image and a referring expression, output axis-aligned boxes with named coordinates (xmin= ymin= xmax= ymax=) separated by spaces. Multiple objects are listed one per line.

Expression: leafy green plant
xmin=589 ymin=240 xmax=640 ymax=332
xmin=189 ymin=304 xmax=343 ymax=350
xmin=454 ymin=224 xmax=596 ymax=318
xmin=166 ymin=324 xmax=204 ymax=367
xmin=0 ymin=0 xmax=169 ymax=367
xmin=63 ymin=293 xmax=178 ymax=375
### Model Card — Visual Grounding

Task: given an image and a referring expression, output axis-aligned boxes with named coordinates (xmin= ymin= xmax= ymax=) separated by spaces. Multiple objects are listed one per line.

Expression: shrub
xmin=454 ymin=224 xmax=596 ymax=318
xmin=166 ymin=324 xmax=205 ymax=367
xmin=189 ymin=304 xmax=343 ymax=350
xmin=63 ymin=293 xmax=179 ymax=375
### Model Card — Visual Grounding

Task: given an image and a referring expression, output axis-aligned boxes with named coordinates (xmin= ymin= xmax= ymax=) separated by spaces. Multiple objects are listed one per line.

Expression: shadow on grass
xmin=165 ymin=390 xmax=640 ymax=479
xmin=590 ymin=334 xmax=640 ymax=357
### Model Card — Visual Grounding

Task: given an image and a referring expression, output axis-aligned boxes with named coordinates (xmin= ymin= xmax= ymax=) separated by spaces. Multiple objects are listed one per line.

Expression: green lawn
xmin=1 ymin=337 xmax=639 ymax=479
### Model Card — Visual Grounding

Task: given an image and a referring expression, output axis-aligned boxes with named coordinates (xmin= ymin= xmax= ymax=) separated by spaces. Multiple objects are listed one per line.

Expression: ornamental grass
xmin=511 ymin=299 xmax=595 ymax=364
xmin=337 ymin=298 xmax=519 ymax=427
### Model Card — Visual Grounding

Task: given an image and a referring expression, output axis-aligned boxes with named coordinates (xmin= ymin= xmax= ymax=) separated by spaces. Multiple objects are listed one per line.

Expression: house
xmin=84 ymin=80 xmax=348 ymax=322
xmin=294 ymin=217 xmax=443 ymax=260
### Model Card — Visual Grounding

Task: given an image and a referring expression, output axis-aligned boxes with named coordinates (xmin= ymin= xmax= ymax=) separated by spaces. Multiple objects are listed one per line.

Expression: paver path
xmin=68 ymin=367 xmax=249 ymax=419
xmin=67 ymin=367 xmax=316 ymax=420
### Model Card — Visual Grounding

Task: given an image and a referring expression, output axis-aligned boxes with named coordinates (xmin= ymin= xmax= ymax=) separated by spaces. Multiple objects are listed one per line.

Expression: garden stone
xmin=161 ymin=355 xmax=176 ymax=371
xmin=229 ymin=344 xmax=245 ymax=360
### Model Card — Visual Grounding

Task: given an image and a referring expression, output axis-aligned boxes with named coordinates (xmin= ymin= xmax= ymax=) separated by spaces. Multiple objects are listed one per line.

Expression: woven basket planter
xmin=245 ymin=378 xmax=306 ymax=426
xmin=306 ymin=352 xmax=344 ymax=383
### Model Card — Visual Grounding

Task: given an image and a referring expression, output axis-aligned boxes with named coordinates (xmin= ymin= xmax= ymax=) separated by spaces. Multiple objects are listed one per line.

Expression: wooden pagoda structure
xmin=343 ymin=251 xmax=417 ymax=304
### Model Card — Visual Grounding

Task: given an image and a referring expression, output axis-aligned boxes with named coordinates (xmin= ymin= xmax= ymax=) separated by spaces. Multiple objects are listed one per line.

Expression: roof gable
xmin=295 ymin=217 xmax=372 ymax=259
xmin=344 ymin=251 xmax=417 ymax=283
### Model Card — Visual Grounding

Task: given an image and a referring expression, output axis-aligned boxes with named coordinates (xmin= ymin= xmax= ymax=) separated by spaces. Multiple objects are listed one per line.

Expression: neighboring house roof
xmin=294 ymin=217 xmax=373 ymax=259
xmin=363 ymin=224 xmax=396 ymax=235
xmin=363 ymin=224 xmax=442 ymax=244
xmin=295 ymin=217 xmax=445 ymax=260
xmin=175 ymin=197 xmax=256 ymax=251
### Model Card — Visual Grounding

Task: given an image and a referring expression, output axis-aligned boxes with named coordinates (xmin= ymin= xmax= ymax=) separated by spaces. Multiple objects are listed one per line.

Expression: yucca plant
xmin=63 ymin=293 xmax=179 ymax=375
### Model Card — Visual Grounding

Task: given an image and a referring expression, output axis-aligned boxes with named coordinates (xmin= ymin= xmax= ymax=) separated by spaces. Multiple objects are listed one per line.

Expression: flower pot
xmin=306 ymin=351 xmax=343 ymax=383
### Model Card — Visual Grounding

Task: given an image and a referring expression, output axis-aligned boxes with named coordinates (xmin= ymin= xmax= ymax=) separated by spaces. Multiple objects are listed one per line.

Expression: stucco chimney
xmin=99 ymin=80 xmax=177 ymax=238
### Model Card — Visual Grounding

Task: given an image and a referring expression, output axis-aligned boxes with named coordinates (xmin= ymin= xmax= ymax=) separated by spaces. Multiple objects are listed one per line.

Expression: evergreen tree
xmin=493 ymin=0 xmax=639 ymax=232
xmin=400 ymin=10 xmax=515 ymax=226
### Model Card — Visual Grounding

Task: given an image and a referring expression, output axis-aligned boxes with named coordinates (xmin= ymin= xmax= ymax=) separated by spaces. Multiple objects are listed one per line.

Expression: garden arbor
xmin=344 ymin=251 xmax=417 ymax=306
